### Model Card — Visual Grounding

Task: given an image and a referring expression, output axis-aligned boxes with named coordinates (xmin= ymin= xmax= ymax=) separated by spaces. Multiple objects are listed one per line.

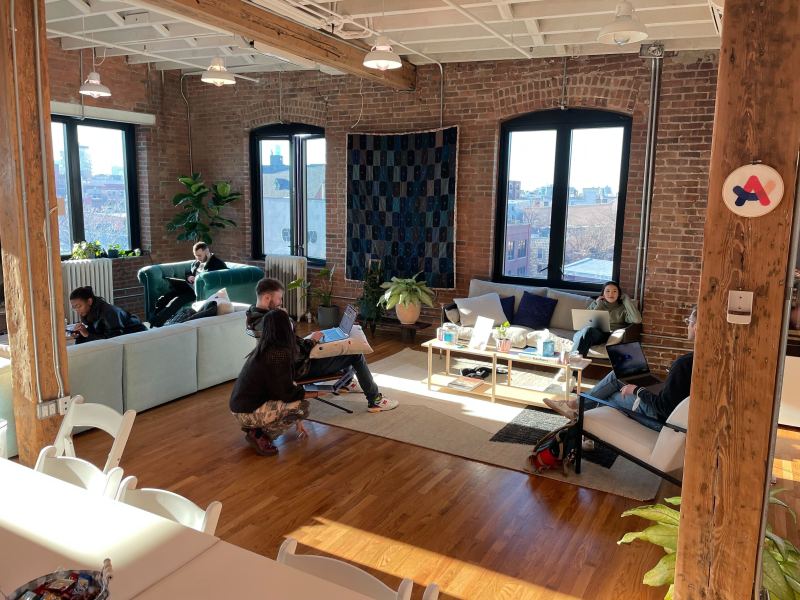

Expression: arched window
xmin=250 ymin=123 xmax=326 ymax=263
xmin=494 ymin=109 xmax=632 ymax=289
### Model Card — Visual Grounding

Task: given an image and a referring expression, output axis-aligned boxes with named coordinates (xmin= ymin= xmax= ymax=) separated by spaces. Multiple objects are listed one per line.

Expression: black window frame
xmin=493 ymin=108 xmax=632 ymax=292
xmin=51 ymin=115 xmax=141 ymax=255
xmin=249 ymin=123 xmax=326 ymax=265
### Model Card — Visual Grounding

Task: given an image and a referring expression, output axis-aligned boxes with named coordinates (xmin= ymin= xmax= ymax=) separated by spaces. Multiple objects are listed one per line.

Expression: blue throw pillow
xmin=499 ymin=295 xmax=515 ymax=324
xmin=513 ymin=291 xmax=557 ymax=329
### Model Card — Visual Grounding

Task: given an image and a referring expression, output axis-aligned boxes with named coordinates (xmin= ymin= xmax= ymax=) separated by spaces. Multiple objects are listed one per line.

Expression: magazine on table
xmin=447 ymin=376 xmax=484 ymax=391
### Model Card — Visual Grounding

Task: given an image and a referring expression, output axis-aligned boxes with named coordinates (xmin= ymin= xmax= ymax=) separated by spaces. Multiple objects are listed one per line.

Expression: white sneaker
xmin=344 ymin=379 xmax=362 ymax=394
xmin=367 ymin=395 xmax=398 ymax=412
xmin=543 ymin=397 xmax=578 ymax=420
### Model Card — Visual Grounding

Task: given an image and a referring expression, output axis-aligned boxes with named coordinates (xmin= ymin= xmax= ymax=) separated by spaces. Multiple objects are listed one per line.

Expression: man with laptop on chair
xmin=246 ymin=278 xmax=398 ymax=413
xmin=546 ymin=305 xmax=696 ymax=433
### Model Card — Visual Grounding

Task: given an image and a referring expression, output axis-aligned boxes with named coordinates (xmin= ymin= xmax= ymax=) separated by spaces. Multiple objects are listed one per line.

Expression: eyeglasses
xmin=683 ymin=318 xmax=696 ymax=326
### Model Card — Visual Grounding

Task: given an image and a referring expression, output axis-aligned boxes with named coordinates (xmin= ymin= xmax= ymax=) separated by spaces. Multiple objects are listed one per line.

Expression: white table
xmin=0 ymin=459 xmax=219 ymax=599
xmin=132 ymin=541 xmax=375 ymax=599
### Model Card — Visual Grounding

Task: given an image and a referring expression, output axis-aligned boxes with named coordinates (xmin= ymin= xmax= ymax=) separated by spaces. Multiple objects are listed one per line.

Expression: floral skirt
xmin=232 ymin=399 xmax=310 ymax=439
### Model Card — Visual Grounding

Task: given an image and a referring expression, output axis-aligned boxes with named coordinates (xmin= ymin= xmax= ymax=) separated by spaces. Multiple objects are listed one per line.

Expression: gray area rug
xmin=309 ymin=348 xmax=660 ymax=500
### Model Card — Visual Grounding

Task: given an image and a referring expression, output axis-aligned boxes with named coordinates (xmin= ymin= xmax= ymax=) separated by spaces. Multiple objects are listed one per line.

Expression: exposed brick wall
xmin=46 ymin=40 xmax=717 ymax=372
xmin=111 ymin=256 xmax=152 ymax=319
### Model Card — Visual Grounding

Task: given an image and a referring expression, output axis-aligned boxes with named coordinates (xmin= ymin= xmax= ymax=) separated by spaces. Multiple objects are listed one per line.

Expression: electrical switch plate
xmin=727 ymin=290 xmax=754 ymax=324
xmin=57 ymin=396 xmax=72 ymax=415
xmin=36 ymin=400 xmax=57 ymax=420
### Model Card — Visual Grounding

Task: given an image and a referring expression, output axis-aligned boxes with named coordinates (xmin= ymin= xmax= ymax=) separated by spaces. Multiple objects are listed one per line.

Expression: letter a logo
xmin=723 ymin=164 xmax=784 ymax=218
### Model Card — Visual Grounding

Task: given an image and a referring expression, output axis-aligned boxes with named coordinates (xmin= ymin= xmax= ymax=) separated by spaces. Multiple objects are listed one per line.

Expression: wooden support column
xmin=0 ymin=0 xmax=69 ymax=465
xmin=676 ymin=0 xmax=800 ymax=598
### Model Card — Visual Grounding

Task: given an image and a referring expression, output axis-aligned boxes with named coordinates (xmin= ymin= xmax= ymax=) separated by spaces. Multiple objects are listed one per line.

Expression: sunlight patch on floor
xmin=287 ymin=517 xmax=580 ymax=600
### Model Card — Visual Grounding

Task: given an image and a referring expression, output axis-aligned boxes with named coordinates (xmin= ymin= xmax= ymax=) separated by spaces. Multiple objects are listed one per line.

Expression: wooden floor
xmin=73 ymin=328 xmax=800 ymax=600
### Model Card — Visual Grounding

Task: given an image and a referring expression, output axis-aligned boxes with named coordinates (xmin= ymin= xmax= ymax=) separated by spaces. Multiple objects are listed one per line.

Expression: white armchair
xmin=576 ymin=393 xmax=689 ymax=486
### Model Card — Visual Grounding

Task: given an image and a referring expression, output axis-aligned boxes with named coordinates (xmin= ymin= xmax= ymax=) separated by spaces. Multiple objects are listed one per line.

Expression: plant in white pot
xmin=378 ymin=273 xmax=435 ymax=325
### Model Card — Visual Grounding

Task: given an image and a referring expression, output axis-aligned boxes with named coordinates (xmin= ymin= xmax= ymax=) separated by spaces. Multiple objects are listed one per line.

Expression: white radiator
xmin=61 ymin=258 xmax=114 ymax=324
xmin=265 ymin=255 xmax=307 ymax=319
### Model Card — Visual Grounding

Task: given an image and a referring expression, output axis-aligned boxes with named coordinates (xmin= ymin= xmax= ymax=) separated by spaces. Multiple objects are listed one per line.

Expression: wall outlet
xmin=57 ymin=396 xmax=72 ymax=415
xmin=36 ymin=400 xmax=58 ymax=420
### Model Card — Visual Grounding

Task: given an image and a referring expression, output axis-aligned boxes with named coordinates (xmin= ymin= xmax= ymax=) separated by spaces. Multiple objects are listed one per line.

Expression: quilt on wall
xmin=346 ymin=126 xmax=458 ymax=288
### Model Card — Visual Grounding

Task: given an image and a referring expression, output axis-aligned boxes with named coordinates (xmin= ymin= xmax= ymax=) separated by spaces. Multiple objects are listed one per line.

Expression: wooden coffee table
xmin=422 ymin=339 xmax=591 ymax=406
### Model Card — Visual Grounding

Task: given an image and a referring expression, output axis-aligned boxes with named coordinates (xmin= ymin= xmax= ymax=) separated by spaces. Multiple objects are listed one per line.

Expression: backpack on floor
xmin=527 ymin=421 xmax=581 ymax=475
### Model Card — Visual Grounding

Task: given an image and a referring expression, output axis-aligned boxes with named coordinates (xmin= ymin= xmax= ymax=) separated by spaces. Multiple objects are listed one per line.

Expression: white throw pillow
xmin=454 ymin=292 xmax=507 ymax=328
xmin=201 ymin=288 xmax=233 ymax=315
xmin=309 ymin=325 xmax=374 ymax=359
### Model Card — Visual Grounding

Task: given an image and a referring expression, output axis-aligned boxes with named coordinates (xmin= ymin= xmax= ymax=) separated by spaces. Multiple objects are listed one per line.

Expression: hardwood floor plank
xmin=69 ymin=329 xmax=799 ymax=599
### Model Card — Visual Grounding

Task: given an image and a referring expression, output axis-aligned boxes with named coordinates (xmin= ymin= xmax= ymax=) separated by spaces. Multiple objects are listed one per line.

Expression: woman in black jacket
xmin=68 ymin=286 xmax=146 ymax=344
xmin=229 ymin=308 xmax=318 ymax=456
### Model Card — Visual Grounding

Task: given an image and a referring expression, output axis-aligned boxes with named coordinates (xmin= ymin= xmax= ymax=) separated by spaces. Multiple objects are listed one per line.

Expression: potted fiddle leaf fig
xmin=378 ymin=272 xmax=435 ymax=325
xmin=166 ymin=173 xmax=240 ymax=244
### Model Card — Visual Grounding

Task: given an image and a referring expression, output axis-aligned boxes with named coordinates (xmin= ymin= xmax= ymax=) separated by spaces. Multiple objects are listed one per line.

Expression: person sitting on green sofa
xmin=186 ymin=241 xmax=227 ymax=284
xmin=69 ymin=286 xmax=146 ymax=344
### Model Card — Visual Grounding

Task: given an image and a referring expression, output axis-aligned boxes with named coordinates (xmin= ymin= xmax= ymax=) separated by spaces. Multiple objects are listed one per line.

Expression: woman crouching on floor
xmin=229 ymin=308 xmax=318 ymax=456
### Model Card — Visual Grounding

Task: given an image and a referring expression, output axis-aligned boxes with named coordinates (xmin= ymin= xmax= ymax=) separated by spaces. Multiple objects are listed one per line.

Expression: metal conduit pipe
xmin=633 ymin=47 xmax=663 ymax=310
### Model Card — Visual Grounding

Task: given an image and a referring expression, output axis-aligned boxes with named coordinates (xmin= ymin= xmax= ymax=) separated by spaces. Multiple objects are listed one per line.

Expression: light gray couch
xmin=443 ymin=279 xmax=641 ymax=358
xmin=0 ymin=304 xmax=256 ymax=458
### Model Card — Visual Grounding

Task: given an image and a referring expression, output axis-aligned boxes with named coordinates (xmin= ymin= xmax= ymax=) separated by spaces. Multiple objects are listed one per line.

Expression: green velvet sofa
xmin=137 ymin=261 xmax=264 ymax=322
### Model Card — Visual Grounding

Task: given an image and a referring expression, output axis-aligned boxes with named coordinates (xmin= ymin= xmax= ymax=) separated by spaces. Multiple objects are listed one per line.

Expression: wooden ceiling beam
xmin=132 ymin=0 xmax=416 ymax=90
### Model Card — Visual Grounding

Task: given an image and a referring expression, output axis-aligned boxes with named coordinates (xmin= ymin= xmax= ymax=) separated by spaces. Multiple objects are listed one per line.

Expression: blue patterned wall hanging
xmin=346 ymin=126 xmax=458 ymax=289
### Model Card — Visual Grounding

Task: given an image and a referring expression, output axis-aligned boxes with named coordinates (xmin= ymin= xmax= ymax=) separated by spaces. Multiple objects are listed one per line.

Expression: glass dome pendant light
xmin=597 ymin=1 xmax=648 ymax=46
xmin=363 ymin=0 xmax=402 ymax=71
xmin=79 ymin=38 xmax=111 ymax=98
xmin=201 ymin=57 xmax=236 ymax=86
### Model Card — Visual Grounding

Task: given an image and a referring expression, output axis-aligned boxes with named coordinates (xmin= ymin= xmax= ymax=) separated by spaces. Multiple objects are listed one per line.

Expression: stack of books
xmin=447 ymin=376 xmax=483 ymax=391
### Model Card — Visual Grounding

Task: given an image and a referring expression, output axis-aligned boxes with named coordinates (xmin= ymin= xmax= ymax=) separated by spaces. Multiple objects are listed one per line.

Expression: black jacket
xmin=635 ymin=352 xmax=693 ymax=421
xmin=229 ymin=347 xmax=304 ymax=413
xmin=76 ymin=298 xmax=146 ymax=344
xmin=245 ymin=305 xmax=318 ymax=377
xmin=188 ymin=254 xmax=227 ymax=278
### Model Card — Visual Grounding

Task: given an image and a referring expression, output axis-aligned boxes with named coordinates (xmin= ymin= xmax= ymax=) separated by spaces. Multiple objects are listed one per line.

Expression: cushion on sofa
xmin=546 ymin=289 xmax=593 ymax=330
xmin=454 ymin=293 xmax=507 ymax=327
xmin=468 ymin=279 xmax=546 ymax=314
xmin=513 ymin=292 xmax=557 ymax=329
xmin=67 ymin=339 xmax=124 ymax=416
xmin=499 ymin=295 xmax=515 ymax=323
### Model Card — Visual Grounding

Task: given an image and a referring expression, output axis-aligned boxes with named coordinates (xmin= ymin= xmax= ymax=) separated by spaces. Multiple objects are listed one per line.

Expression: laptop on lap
xmin=571 ymin=309 xmax=611 ymax=332
xmin=606 ymin=341 xmax=663 ymax=388
xmin=320 ymin=304 xmax=357 ymax=342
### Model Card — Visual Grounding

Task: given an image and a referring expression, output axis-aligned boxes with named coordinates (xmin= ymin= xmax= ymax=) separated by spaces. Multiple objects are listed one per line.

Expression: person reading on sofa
xmin=69 ymin=286 xmax=146 ymax=344
xmin=186 ymin=241 xmax=227 ymax=284
xmin=546 ymin=306 xmax=696 ymax=435
xmin=230 ymin=309 xmax=315 ymax=456
xmin=571 ymin=280 xmax=641 ymax=357
xmin=246 ymin=277 xmax=398 ymax=413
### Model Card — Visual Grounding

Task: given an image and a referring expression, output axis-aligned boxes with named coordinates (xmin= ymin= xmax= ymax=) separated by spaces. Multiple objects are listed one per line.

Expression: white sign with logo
xmin=722 ymin=163 xmax=784 ymax=218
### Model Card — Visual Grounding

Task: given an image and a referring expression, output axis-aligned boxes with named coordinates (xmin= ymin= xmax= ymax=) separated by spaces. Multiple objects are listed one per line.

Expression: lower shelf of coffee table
xmin=426 ymin=372 xmax=570 ymax=406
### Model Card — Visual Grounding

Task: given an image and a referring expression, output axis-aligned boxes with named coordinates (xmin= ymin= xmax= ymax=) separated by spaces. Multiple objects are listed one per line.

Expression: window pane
xmin=563 ymin=127 xmax=624 ymax=283
xmin=305 ymin=137 xmax=326 ymax=261
xmin=77 ymin=125 xmax=131 ymax=249
xmin=260 ymin=139 xmax=292 ymax=255
xmin=504 ymin=130 xmax=557 ymax=278
xmin=51 ymin=122 xmax=72 ymax=254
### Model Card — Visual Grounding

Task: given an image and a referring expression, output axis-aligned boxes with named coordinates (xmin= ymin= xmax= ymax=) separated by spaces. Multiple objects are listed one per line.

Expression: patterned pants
xmin=232 ymin=399 xmax=310 ymax=439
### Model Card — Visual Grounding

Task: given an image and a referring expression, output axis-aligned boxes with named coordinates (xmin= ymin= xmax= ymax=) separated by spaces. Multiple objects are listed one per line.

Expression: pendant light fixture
xmin=79 ymin=17 xmax=111 ymax=99
xmin=597 ymin=1 xmax=648 ymax=46
xmin=363 ymin=0 xmax=401 ymax=71
xmin=201 ymin=57 xmax=236 ymax=86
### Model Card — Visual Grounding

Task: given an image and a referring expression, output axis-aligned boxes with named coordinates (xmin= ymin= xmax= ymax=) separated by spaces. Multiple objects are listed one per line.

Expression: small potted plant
xmin=494 ymin=321 xmax=513 ymax=353
xmin=288 ymin=266 xmax=339 ymax=329
xmin=105 ymin=243 xmax=122 ymax=259
xmin=358 ymin=259 xmax=385 ymax=336
xmin=378 ymin=272 xmax=435 ymax=326
xmin=70 ymin=240 xmax=103 ymax=260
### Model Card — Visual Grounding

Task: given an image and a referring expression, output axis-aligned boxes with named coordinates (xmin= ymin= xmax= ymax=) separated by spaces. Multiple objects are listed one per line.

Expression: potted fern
xmin=378 ymin=273 xmax=435 ymax=325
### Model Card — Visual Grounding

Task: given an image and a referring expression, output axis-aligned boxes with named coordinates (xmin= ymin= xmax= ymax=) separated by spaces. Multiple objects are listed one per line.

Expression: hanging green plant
xmin=166 ymin=173 xmax=241 ymax=244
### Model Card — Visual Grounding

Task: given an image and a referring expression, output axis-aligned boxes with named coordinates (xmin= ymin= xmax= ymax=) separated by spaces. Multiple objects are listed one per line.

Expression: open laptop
xmin=606 ymin=341 xmax=663 ymax=388
xmin=163 ymin=276 xmax=195 ymax=297
xmin=320 ymin=304 xmax=357 ymax=343
xmin=571 ymin=309 xmax=612 ymax=333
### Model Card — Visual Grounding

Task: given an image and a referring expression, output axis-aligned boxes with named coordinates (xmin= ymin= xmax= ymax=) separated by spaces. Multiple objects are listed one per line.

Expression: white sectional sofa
xmin=443 ymin=279 xmax=642 ymax=358
xmin=0 ymin=304 xmax=256 ymax=458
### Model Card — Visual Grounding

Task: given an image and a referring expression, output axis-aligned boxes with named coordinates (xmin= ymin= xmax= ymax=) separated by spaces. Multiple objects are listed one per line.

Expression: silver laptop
xmin=571 ymin=309 xmax=611 ymax=333
xmin=606 ymin=341 xmax=663 ymax=388
xmin=320 ymin=304 xmax=357 ymax=342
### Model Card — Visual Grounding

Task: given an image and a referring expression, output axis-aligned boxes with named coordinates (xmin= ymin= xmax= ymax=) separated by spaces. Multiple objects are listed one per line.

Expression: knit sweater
xmin=588 ymin=295 xmax=642 ymax=331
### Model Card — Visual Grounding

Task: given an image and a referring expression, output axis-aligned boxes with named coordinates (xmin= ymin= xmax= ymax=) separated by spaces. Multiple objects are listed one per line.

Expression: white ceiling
xmin=45 ymin=0 xmax=723 ymax=75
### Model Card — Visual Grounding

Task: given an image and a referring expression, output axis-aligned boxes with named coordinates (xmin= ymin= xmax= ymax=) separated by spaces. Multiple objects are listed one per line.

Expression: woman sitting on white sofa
xmin=572 ymin=281 xmax=641 ymax=356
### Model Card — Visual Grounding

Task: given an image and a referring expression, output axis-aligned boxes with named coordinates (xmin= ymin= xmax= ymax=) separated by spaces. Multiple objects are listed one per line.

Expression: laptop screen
xmin=339 ymin=304 xmax=357 ymax=334
xmin=606 ymin=342 xmax=651 ymax=378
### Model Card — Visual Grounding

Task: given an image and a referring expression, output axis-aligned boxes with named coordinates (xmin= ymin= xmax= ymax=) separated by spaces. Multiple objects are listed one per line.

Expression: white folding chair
xmin=422 ymin=583 xmax=440 ymax=600
xmin=116 ymin=475 xmax=222 ymax=535
xmin=34 ymin=445 xmax=123 ymax=498
xmin=278 ymin=537 xmax=427 ymax=600
xmin=54 ymin=395 xmax=136 ymax=473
